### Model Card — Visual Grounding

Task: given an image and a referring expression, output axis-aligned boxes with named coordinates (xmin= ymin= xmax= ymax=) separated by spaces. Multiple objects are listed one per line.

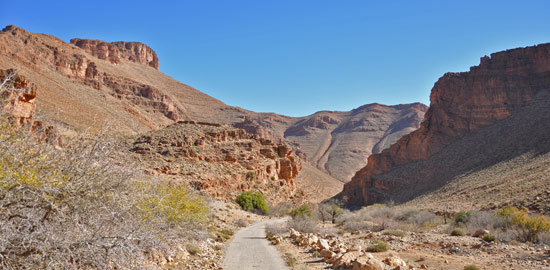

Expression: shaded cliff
xmin=341 ymin=43 xmax=550 ymax=207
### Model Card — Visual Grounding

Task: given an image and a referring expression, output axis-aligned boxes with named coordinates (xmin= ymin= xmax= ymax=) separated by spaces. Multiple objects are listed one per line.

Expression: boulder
xmin=352 ymin=256 xmax=385 ymax=270
xmin=472 ymin=229 xmax=490 ymax=238
xmin=383 ymin=255 xmax=407 ymax=267
xmin=317 ymin=238 xmax=330 ymax=250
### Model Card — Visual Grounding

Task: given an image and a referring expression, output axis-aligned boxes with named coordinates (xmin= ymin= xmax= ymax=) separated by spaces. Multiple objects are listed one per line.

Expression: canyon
xmin=341 ymin=43 xmax=550 ymax=212
xmin=0 ymin=25 xmax=426 ymax=200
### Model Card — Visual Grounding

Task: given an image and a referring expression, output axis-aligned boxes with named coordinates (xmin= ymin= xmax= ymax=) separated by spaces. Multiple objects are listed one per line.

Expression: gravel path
xmin=223 ymin=219 xmax=288 ymax=270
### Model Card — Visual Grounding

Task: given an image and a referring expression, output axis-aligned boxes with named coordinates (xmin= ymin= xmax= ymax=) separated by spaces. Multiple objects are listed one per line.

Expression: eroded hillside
xmin=127 ymin=121 xmax=306 ymax=203
xmin=342 ymin=43 xmax=550 ymax=211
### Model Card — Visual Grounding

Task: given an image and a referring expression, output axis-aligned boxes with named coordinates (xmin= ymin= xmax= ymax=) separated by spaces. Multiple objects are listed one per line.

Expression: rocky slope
xmin=127 ymin=121 xmax=305 ymax=203
xmin=341 ymin=43 xmax=550 ymax=209
xmin=284 ymin=103 xmax=426 ymax=182
xmin=0 ymin=25 xmax=426 ymax=198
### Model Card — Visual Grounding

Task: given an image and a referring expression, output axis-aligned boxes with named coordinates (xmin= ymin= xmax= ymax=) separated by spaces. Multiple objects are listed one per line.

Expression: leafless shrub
xmin=0 ymin=76 xmax=209 ymax=269
xmin=464 ymin=211 xmax=507 ymax=234
xmin=537 ymin=232 xmax=550 ymax=245
xmin=288 ymin=216 xmax=319 ymax=234
xmin=236 ymin=218 xmax=248 ymax=227
xmin=269 ymin=201 xmax=292 ymax=217
xmin=265 ymin=223 xmax=287 ymax=238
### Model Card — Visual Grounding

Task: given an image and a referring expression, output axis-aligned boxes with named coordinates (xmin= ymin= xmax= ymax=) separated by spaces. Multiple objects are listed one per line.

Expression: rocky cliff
xmin=0 ymin=25 xmax=423 ymax=201
xmin=284 ymin=103 xmax=426 ymax=182
xmin=342 ymin=43 xmax=550 ymax=207
xmin=0 ymin=69 xmax=36 ymax=127
xmin=128 ymin=121 xmax=305 ymax=203
xmin=70 ymin=38 xmax=159 ymax=70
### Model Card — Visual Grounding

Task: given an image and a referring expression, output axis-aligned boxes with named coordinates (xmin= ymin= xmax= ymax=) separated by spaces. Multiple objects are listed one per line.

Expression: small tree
xmin=236 ymin=191 xmax=270 ymax=214
xmin=290 ymin=204 xmax=312 ymax=218
xmin=317 ymin=200 xmax=343 ymax=224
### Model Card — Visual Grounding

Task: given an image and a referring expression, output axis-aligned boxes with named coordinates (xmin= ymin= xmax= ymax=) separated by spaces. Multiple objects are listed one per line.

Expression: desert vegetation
xmin=0 ymin=75 xmax=210 ymax=269
xmin=235 ymin=191 xmax=270 ymax=214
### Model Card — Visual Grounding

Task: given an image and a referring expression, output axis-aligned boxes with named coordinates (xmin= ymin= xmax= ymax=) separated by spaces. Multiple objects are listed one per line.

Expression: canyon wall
xmin=341 ymin=43 xmax=550 ymax=206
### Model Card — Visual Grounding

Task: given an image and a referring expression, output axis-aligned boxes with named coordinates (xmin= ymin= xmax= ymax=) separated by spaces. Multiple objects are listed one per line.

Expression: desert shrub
xmin=214 ymin=228 xmax=235 ymax=242
xmin=236 ymin=191 xmax=270 ymax=214
xmin=464 ymin=265 xmax=480 ymax=270
xmin=538 ymin=232 xmax=550 ymax=245
xmin=265 ymin=223 xmax=287 ymax=238
xmin=236 ymin=218 xmax=248 ymax=227
xmin=0 ymin=117 xmax=209 ymax=269
xmin=482 ymin=234 xmax=496 ymax=242
xmin=186 ymin=244 xmax=201 ymax=255
xmin=316 ymin=199 xmax=344 ymax=224
xmin=290 ymin=204 xmax=313 ymax=218
xmin=366 ymin=240 xmax=389 ymax=252
xmin=464 ymin=211 xmax=507 ymax=234
xmin=451 ymin=228 xmax=465 ymax=236
xmin=383 ymin=229 xmax=406 ymax=237
xmin=269 ymin=201 xmax=293 ymax=217
xmin=283 ymin=252 xmax=298 ymax=267
xmin=454 ymin=211 xmax=471 ymax=225
xmin=496 ymin=206 xmax=550 ymax=243
xmin=246 ymin=171 xmax=256 ymax=179
xmin=288 ymin=216 xmax=319 ymax=233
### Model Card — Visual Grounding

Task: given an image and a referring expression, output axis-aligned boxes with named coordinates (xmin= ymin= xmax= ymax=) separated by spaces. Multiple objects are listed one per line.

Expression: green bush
xmin=454 ymin=211 xmax=471 ymax=225
xmin=236 ymin=191 xmax=270 ymax=214
xmin=483 ymin=234 xmax=496 ymax=242
xmin=290 ymin=204 xmax=312 ymax=218
xmin=464 ymin=265 xmax=479 ymax=270
xmin=451 ymin=228 xmax=465 ymax=236
xmin=366 ymin=240 xmax=389 ymax=252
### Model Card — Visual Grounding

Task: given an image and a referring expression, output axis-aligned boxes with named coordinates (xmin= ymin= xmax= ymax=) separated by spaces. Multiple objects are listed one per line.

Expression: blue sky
xmin=2 ymin=1 xmax=550 ymax=116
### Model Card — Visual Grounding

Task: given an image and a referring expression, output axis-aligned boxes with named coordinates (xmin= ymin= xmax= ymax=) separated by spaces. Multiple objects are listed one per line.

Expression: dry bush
xmin=316 ymin=199 xmax=344 ymax=224
xmin=265 ymin=223 xmax=287 ymax=238
xmin=288 ymin=216 xmax=319 ymax=234
xmin=337 ymin=205 xmax=441 ymax=233
xmin=0 ymin=76 xmax=209 ymax=269
xmin=236 ymin=218 xmax=248 ymax=227
xmin=538 ymin=232 xmax=550 ymax=245
xmin=464 ymin=211 xmax=507 ymax=234
xmin=269 ymin=201 xmax=292 ymax=217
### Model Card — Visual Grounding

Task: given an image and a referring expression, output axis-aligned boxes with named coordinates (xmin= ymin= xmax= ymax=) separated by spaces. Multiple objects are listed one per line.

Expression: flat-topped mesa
xmin=341 ymin=43 xmax=550 ymax=207
xmin=70 ymin=39 xmax=159 ymax=70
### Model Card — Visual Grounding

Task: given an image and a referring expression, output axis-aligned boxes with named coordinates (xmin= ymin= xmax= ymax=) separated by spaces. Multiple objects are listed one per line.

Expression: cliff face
xmin=0 ymin=69 xmax=36 ymax=127
xmin=129 ymin=121 xmax=305 ymax=203
xmin=284 ymin=103 xmax=427 ymax=182
xmin=70 ymin=39 xmax=159 ymax=70
xmin=342 ymin=43 xmax=550 ymax=206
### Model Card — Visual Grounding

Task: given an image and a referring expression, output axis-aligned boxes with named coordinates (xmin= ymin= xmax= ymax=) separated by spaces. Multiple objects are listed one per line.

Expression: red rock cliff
xmin=0 ymin=69 xmax=37 ymax=127
xmin=70 ymin=39 xmax=159 ymax=70
xmin=341 ymin=43 xmax=550 ymax=206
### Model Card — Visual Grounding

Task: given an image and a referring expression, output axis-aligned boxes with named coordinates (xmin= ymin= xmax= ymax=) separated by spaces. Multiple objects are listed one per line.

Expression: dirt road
xmin=223 ymin=219 xmax=288 ymax=270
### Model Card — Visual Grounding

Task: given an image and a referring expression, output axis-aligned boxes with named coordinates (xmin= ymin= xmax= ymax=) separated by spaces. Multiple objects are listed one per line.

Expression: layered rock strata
xmin=128 ymin=121 xmax=304 ymax=203
xmin=342 ymin=43 xmax=550 ymax=206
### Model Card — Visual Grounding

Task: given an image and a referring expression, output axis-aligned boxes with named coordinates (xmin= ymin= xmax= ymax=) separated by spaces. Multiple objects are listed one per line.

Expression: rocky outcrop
xmin=112 ymin=41 xmax=159 ymax=70
xmin=0 ymin=69 xmax=36 ymax=127
xmin=128 ymin=121 xmax=304 ymax=203
xmin=0 ymin=69 xmax=59 ymax=143
xmin=342 ymin=43 xmax=550 ymax=206
xmin=69 ymin=39 xmax=121 ymax=65
xmin=70 ymin=39 xmax=159 ymax=70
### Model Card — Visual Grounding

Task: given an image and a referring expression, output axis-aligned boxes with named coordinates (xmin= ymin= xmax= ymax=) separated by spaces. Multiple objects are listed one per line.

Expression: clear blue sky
xmin=2 ymin=1 xmax=550 ymax=116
